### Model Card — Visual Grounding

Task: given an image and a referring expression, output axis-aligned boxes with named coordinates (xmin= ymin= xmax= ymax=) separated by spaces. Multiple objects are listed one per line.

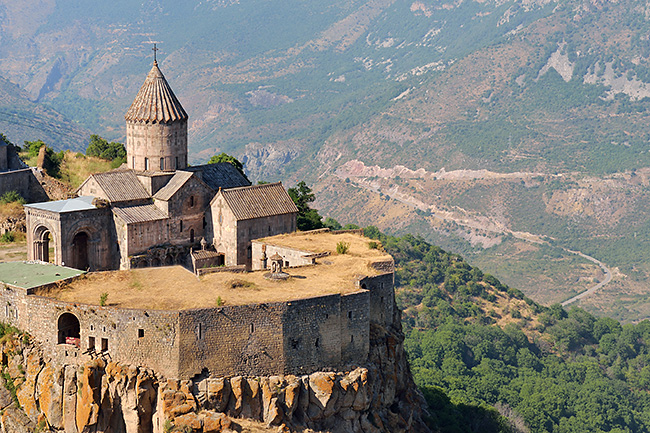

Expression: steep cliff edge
xmin=0 ymin=312 xmax=429 ymax=433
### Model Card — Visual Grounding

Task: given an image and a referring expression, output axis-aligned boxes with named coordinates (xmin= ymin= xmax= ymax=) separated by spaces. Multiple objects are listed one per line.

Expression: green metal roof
xmin=0 ymin=262 xmax=84 ymax=289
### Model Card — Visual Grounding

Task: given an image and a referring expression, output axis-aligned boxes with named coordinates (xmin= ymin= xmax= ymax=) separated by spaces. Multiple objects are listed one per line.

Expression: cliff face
xmin=0 ymin=312 xmax=430 ymax=433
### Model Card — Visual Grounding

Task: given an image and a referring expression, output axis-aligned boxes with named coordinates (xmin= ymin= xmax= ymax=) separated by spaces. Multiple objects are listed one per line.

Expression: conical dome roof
xmin=124 ymin=61 xmax=188 ymax=123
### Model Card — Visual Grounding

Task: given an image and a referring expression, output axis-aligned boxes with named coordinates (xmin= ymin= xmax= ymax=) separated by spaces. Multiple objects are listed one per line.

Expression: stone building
xmin=0 ymin=135 xmax=48 ymax=203
xmin=24 ymin=60 xmax=297 ymax=271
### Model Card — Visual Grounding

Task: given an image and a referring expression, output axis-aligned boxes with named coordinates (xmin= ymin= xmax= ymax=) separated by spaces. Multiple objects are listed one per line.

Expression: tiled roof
xmin=218 ymin=182 xmax=298 ymax=221
xmin=184 ymin=163 xmax=250 ymax=191
xmin=25 ymin=196 xmax=96 ymax=213
xmin=191 ymin=250 xmax=223 ymax=260
xmin=112 ymin=204 xmax=168 ymax=224
xmin=153 ymin=171 xmax=194 ymax=201
xmin=124 ymin=62 xmax=188 ymax=123
xmin=87 ymin=170 xmax=150 ymax=203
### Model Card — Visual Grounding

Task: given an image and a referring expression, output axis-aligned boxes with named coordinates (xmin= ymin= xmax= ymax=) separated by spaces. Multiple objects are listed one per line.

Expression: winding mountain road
xmin=560 ymin=249 xmax=613 ymax=306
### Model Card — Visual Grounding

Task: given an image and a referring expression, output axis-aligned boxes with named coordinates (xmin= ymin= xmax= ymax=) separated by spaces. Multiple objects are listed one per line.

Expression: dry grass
xmin=36 ymin=232 xmax=391 ymax=310
xmin=58 ymin=151 xmax=116 ymax=188
xmin=256 ymin=231 xmax=389 ymax=259
xmin=0 ymin=202 xmax=24 ymax=220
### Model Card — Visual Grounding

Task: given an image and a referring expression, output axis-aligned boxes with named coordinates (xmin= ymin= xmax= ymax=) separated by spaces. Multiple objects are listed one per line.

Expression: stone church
xmin=24 ymin=59 xmax=298 ymax=271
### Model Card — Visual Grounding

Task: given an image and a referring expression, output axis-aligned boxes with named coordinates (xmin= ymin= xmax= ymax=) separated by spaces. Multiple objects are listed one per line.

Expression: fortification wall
xmin=357 ymin=271 xmax=395 ymax=328
xmin=177 ymin=303 xmax=287 ymax=378
xmin=340 ymin=290 xmax=370 ymax=364
xmin=1 ymin=284 xmax=181 ymax=378
xmin=282 ymin=294 xmax=343 ymax=374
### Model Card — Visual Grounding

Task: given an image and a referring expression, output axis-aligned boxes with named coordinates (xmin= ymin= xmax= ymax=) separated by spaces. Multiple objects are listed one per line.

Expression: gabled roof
xmin=79 ymin=170 xmax=150 ymax=203
xmin=184 ymin=163 xmax=250 ymax=191
xmin=124 ymin=61 xmax=188 ymax=123
xmin=25 ymin=196 xmax=96 ymax=213
xmin=214 ymin=182 xmax=298 ymax=221
xmin=112 ymin=203 xmax=168 ymax=224
xmin=153 ymin=171 xmax=196 ymax=201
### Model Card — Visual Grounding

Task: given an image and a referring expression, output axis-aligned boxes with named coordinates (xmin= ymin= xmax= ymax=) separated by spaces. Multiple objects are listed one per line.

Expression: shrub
xmin=336 ymin=241 xmax=350 ymax=254
xmin=0 ymin=191 xmax=25 ymax=205
xmin=368 ymin=241 xmax=379 ymax=249
xmin=0 ymin=232 xmax=15 ymax=243
xmin=99 ymin=293 xmax=108 ymax=306
xmin=216 ymin=296 xmax=224 ymax=306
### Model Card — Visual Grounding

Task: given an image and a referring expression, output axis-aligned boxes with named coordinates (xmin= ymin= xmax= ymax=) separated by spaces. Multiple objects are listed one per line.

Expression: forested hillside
xmin=370 ymin=228 xmax=650 ymax=433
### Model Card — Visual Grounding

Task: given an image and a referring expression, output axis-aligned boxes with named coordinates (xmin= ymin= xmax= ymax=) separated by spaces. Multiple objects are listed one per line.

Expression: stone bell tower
xmin=124 ymin=47 xmax=188 ymax=172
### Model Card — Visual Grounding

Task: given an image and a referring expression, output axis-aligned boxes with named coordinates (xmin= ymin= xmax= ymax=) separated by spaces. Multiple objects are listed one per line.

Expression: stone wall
xmin=126 ymin=120 xmax=188 ymax=171
xmin=357 ymin=273 xmax=395 ymax=329
xmin=0 ymin=168 xmax=45 ymax=203
xmin=136 ymin=172 xmax=174 ymax=195
xmin=25 ymin=208 xmax=63 ymax=263
xmin=282 ymin=294 xmax=344 ymax=374
xmin=163 ymin=176 xmax=212 ymax=246
xmin=235 ymin=215 xmax=296 ymax=268
xmin=340 ymin=290 xmax=371 ymax=365
xmin=125 ymin=218 xmax=168 ymax=256
xmin=178 ymin=303 xmax=287 ymax=379
xmin=1 ymin=283 xmax=182 ymax=378
xmin=250 ymin=242 xmax=314 ymax=271
xmin=59 ymin=208 xmax=114 ymax=270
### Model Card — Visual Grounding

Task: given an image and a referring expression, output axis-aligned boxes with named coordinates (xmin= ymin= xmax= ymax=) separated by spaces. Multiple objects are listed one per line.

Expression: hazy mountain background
xmin=3 ymin=0 xmax=650 ymax=320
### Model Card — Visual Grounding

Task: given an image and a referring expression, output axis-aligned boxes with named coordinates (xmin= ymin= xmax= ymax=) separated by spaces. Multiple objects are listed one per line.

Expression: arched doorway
xmin=58 ymin=313 xmax=80 ymax=346
xmin=71 ymin=232 xmax=89 ymax=270
xmin=34 ymin=226 xmax=52 ymax=263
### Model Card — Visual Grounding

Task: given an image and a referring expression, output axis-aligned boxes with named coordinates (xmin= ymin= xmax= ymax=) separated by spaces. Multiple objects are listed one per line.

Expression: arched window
xmin=58 ymin=313 xmax=80 ymax=345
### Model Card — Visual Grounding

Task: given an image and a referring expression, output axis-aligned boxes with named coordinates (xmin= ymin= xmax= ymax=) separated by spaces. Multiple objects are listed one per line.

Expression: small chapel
xmin=24 ymin=57 xmax=298 ymax=271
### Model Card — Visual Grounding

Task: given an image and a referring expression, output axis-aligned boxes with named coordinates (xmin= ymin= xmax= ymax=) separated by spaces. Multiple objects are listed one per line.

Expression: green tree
xmin=323 ymin=217 xmax=342 ymax=230
xmin=208 ymin=152 xmax=245 ymax=175
xmin=86 ymin=135 xmax=126 ymax=164
xmin=287 ymin=181 xmax=323 ymax=231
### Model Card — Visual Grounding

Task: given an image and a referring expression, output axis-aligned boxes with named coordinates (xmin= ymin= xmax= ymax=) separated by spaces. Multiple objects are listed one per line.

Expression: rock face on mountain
xmin=0 ymin=309 xmax=429 ymax=433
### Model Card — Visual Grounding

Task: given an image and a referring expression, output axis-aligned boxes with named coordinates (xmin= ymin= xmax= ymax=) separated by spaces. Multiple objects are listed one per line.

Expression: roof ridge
xmin=223 ymin=181 xmax=282 ymax=193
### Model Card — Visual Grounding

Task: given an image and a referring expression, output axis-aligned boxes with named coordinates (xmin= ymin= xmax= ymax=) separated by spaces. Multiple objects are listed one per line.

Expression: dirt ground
xmin=37 ymin=232 xmax=391 ymax=310
xmin=0 ymin=241 xmax=27 ymax=262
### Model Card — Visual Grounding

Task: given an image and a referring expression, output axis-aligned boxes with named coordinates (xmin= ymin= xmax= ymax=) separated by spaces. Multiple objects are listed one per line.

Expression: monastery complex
xmin=0 ymin=59 xmax=398 ymax=381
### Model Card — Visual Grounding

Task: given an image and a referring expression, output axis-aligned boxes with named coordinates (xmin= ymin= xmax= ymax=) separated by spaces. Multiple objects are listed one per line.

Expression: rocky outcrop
xmin=0 ymin=313 xmax=429 ymax=433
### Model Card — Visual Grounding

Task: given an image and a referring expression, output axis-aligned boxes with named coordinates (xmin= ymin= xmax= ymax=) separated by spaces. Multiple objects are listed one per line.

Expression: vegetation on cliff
xmin=365 ymin=227 xmax=650 ymax=433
